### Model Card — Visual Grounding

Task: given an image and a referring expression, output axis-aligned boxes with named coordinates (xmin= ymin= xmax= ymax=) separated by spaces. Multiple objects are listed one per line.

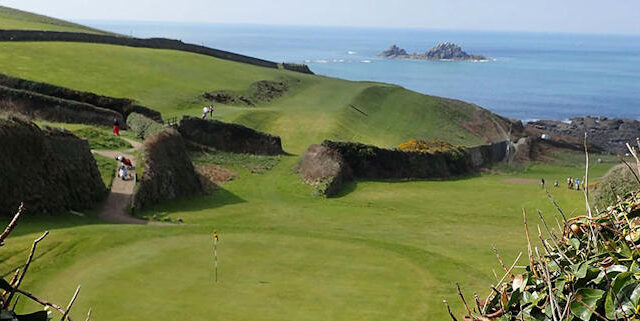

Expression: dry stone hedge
xmin=178 ymin=116 xmax=284 ymax=155
xmin=132 ymin=129 xmax=203 ymax=210
xmin=0 ymin=117 xmax=106 ymax=215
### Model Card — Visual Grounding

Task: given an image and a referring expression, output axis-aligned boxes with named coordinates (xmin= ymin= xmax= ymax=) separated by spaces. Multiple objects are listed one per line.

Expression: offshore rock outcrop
xmin=378 ymin=42 xmax=488 ymax=61
xmin=0 ymin=117 xmax=106 ymax=216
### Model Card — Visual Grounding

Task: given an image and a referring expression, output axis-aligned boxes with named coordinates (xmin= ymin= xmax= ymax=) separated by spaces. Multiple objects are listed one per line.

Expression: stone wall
xmin=0 ymin=30 xmax=313 ymax=74
xmin=132 ymin=129 xmax=203 ymax=210
xmin=0 ymin=85 xmax=125 ymax=127
xmin=299 ymin=139 xmax=509 ymax=196
xmin=0 ymin=117 xmax=106 ymax=216
xmin=0 ymin=73 xmax=162 ymax=122
xmin=178 ymin=116 xmax=284 ymax=155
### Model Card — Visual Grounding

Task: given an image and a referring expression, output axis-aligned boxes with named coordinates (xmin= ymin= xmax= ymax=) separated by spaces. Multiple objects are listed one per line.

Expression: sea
xmin=80 ymin=21 xmax=640 ymax=122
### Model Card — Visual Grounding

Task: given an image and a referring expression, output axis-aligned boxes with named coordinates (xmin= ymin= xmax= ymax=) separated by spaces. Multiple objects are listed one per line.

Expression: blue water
xmin=81 ymin=21 xmax=640 ymax=121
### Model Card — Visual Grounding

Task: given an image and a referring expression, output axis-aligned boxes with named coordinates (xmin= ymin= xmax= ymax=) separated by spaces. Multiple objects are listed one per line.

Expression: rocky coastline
xmin=378 ymin=42 xmax=488 ymax=61
xmin=524 ymin=116 xmax=640 ymax=155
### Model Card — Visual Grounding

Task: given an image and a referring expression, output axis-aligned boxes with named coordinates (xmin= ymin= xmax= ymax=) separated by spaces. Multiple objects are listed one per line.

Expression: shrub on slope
xmin=593 ymin=164 xmax=639 ymax=210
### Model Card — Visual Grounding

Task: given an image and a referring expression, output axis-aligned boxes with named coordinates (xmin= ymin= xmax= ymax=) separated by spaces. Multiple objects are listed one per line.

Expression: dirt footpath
xmin=93 ymin=137 xmax=164 ymax=225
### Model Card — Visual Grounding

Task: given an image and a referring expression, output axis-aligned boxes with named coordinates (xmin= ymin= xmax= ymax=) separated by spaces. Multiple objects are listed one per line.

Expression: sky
xmin=2 ymin=0 xmax=640 ymax=34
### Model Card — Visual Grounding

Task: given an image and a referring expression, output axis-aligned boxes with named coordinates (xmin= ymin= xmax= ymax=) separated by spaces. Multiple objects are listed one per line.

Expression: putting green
xmin=21 ymin=232 xmax=430 ymax=321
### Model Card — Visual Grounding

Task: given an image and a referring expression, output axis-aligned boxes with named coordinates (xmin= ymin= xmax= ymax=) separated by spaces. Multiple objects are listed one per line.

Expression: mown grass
xmin=1 ymin=155 xmax=617 ymax=321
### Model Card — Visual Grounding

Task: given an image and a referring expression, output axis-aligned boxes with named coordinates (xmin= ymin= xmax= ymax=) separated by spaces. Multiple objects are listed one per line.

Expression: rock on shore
xmin=526 ymin=116 xmax=640 ymax=154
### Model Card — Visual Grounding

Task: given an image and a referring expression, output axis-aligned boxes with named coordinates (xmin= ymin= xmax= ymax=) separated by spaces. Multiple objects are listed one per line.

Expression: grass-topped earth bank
xmin=0 ymin=7 xmax=638 ymax=321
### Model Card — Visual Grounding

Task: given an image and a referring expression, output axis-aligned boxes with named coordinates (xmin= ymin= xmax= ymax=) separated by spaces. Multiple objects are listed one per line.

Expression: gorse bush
xmin=397 ymin=139 xmax=461 ymax=153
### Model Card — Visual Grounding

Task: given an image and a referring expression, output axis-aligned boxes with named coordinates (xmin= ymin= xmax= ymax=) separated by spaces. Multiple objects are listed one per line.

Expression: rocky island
xmin=378 ymin=42 xmax=488 ymax=61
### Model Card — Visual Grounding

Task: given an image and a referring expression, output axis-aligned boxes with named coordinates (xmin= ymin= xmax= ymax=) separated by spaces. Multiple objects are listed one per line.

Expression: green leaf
xmin=572 ymin=261 xmax=588 ymax=279
xmin=605 ymin=282 xmax=639 ymax=319
xmin=612 ymin=272 xmax=634 ymax=293
xmin=570 ymin=238 xmax=581 ymax=250
xmin=508 ymin=289 xmax=521 ymax=308
xmin=571 ymin=288 xmax=605 ymax=321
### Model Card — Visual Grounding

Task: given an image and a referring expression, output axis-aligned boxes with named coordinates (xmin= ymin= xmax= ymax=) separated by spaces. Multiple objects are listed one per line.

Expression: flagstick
xmin=213 ymin=230 xmax=219 ymax=283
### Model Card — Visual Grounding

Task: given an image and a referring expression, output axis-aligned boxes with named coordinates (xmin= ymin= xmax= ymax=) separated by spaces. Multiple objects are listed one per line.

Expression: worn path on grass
xmin=92 ymin=137 xmax=163 ymax=225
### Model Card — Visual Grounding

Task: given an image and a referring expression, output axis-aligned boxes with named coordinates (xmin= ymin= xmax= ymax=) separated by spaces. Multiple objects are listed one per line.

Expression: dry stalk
xmin=583 ymin=133 xmax=598 ymax=250
xmin=5 ymin=231 xmax=49 ymax=308
xmin=444 ymin=300 xmax=459 ymax=321
xmin=0 ymin=203 xmax=24 ymax=246
xmin=14 ymin=288 xmax=74 ymax=321
xmin=456 ymin=283 xmax=473 ymax=320
xmin=85 ymin=308 xmax=92 ymax=321
xmin=545 ymin=191 xmax=568 ymax=224
xmin=481 ymin=252 xmax=522 ymax=315
xmin=522 ymin=209 xmax=538 ymax=277
xmin=60 ymin=285 xmax=81 ymax=321
xmin=491 ymin=246 xmax=513 ymax=278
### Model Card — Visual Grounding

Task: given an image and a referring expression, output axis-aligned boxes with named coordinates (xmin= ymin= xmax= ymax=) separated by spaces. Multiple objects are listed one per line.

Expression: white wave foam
xmin=348 ymin=51 xmax=357 ymax=55
xmin=361 ymin=60 xmax=371 ymax=63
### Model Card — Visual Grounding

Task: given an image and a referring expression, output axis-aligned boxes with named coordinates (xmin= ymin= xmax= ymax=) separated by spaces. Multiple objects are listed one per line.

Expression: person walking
xmin=113 ymin=118 xmax=120 ymax=136
xmin=568 ymin=177 xmax=573 ymax=189
xmin=554 ymin=179 xmax=559 ymax=188
xmin=208 ymin=105 xmax=214 ymax=119
xmin=575 ymin=178 xmax=580 ymax=191
xmin=541 ymin=178 xmax=545 ymax=189
xmin=202 ymin=106 xmax=209 ymax=119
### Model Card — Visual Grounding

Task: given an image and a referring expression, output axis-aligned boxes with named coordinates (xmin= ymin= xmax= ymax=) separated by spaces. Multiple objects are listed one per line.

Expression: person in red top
xmin=113 ymin=118 xmax=120 ymax=136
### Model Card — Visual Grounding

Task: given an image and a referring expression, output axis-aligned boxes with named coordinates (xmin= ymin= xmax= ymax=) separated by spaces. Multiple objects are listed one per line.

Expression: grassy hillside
xmin=0 ymin=6 xmax=108 ymax=34
xmin=0 ymin=41 xmax=504 ymax=153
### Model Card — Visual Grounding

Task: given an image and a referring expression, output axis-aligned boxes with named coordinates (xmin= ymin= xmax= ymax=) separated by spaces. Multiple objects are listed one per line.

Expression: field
xmin=0 ymin=12 xmax=622 ymax=321
xmin=0 ymin=6 xmax=108 ymax=34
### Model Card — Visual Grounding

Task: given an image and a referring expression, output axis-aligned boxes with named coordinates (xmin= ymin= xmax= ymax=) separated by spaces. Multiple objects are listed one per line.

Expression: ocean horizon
xmin=80 ymin=20 xmax=640 ymax=122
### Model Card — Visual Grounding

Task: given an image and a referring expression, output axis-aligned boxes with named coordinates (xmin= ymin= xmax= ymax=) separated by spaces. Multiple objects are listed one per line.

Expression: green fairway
xmin=1 ymin=154 xmax=617 ymax=321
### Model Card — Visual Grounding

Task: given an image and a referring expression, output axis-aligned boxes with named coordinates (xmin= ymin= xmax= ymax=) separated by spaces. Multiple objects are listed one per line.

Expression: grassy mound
xmin=0 ymin=5 xmax=108 ymax=34
xmin=593 ymin=164 xmax=640 ymax=210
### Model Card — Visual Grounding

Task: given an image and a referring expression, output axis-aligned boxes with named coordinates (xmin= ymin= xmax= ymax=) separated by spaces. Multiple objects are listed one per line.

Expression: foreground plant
xmin=0 ymin=203 xmax=89 ymax=321
xmin=450 ymin=139 xmax=640 ymax=321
